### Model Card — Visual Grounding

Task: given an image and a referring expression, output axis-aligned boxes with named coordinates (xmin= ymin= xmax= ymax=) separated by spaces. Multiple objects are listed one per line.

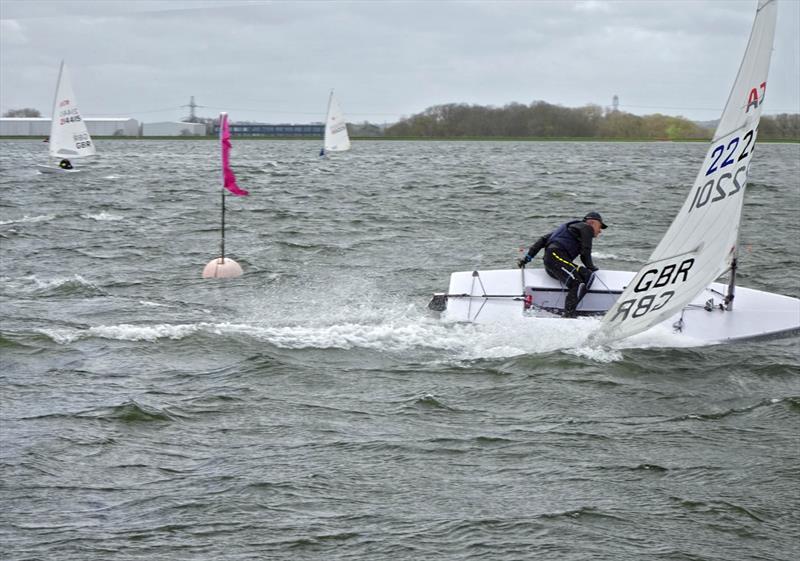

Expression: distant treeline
xmin=758 ymin=113 xmax=800 ymax=140
xmin=353 ymin=101 xmax=798 ymax=141
xmin=6 ymin=102 xmax=797 ymax=141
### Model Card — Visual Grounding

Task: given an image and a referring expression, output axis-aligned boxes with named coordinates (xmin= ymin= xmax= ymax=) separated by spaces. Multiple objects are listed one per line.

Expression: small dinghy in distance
xmin=319 ymin=89 xmax=350 ymax=157
xmin=36 ymin=60 xmax=95 ymax=174
xmin=428 ymin=0 xmax=799 ymax=346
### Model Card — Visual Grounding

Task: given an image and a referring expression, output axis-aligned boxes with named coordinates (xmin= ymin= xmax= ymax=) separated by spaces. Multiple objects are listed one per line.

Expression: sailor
xmin=59 ymin=159 xmax=73 ymax=170
xmin=517 ymin=211 xmax=608 ymax=318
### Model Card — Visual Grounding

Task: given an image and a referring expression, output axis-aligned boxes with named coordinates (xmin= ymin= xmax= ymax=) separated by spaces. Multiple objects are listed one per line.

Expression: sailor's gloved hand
xmin=517 ymin=256 xmax=531 ymax=268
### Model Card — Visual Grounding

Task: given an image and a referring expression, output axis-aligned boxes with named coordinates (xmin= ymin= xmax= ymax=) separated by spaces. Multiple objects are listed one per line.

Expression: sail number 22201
xmin=705 ymin=128 xmax=755 ymax=177
xmin=688 ymin=128 xmax=756 ymax=213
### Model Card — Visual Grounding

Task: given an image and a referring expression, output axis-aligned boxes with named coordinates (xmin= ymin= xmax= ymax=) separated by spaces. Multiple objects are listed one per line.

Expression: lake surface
xmin=1 ymin=139 xmax=799 ymax=560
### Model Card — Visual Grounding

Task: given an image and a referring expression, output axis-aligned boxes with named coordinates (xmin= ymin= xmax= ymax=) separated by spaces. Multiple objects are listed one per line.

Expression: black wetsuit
xmin=524 ymin=221 xmax=598 ymax=316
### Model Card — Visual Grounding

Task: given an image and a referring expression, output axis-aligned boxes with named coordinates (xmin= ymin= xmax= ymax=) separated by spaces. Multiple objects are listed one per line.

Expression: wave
xmin=671 ymin=497 xmax=767 ymax=523
xmin=593 ymin=463 xmax=669 ymax=474
xmin=84 ymin=211 xmax=124 ymax=221
xmin=539 ymin=506 xmax=626 ymax=522
xmin=0 ymin=214 xmax=56 ymax=225
xmin=592 ymin=250 xmax=646 ymax=264
xmin=412 ymin=393 xmax=455 ymax=411
xmin=39 ymin=319 xmax=461 ymax=349
xmin=565 ymin=345 xmax=623 ymax=363
xmin=0 ymin=333 xmax=34 ymax=351
xmin=97 ymin=400 xmax=180 ymax=423
xmin=669 ymin=397 xmax=790 ymax=422
xmin=22 ymin=400 xmax=180 ymax=423
xmin=2 ymin=274 xmax=105 ymax=297
xmin=138 ymin=300 xmax=173 ymax=308
xmin=39 ymin=323 xmax=201 ymax=344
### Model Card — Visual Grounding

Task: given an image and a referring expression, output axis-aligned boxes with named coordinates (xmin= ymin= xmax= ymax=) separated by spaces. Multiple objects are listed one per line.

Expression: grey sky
xmin=1 ymin=0 xmax=798 ymax=125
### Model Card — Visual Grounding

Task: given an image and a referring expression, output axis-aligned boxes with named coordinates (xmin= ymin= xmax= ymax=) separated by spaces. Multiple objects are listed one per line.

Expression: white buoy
xmin=202 ymin=257 xmax=243 ymax=278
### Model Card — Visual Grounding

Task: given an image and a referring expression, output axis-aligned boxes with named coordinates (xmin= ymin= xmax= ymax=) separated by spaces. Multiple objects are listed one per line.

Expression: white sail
xmin=48 ymin=61 xmax=95 ymax=159
xmin=597 ymin=0 xmax=777 ymax=343
xmin=323 ymin=90 xmax=350 ymax=153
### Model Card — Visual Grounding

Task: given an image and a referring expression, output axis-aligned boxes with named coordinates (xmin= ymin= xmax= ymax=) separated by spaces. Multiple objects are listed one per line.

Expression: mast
xmin=322 ymin=89 xmax=334 ymax=154
xmin=49 ymin=62 xmax=64 ymax=139
xmin=48 ymin=61 xmax=65 ymax=155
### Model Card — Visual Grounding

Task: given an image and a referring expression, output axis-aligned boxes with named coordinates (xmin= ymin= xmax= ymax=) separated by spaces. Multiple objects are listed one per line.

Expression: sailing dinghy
xmin=36 ymin=61 xmax=96 ymax=174
xmin=428 ymin=0 xmax=799 ymax=346
xmin=319 ymin=90 xmax=350 ymax=157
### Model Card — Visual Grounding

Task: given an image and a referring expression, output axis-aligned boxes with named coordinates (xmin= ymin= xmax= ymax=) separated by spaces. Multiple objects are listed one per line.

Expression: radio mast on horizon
xmin=182 ymin=96 xmax=206 ymax=122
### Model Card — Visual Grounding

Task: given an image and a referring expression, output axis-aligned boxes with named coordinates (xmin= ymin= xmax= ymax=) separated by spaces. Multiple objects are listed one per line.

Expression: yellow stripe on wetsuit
xmin=550 ymin=249 xmax=578 ymax=272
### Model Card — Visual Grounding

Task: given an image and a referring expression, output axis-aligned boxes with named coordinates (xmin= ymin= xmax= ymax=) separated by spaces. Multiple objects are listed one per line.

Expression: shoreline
xmin=1 ymin=136 xmax=797 ymax=143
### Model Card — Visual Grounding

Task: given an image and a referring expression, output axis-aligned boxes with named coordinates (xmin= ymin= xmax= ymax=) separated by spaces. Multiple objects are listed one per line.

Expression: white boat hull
xmin=36 ymin=164 xmax=81 ymax=174
xmin=430 ymin=268 xmax=800 ymax=345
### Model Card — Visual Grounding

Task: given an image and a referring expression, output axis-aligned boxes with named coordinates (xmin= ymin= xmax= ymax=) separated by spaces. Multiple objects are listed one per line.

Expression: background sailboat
xmin=319 ymin=89 xmax=350 ymax=156
xmin=36 ymin=61 xmax=95 ymax=174
xmin=202 ymin=112 xmax=249 ymax=279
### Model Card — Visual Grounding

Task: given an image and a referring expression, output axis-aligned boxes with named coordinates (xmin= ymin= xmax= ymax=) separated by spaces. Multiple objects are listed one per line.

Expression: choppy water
xmin=1 ymin=139 xmax=799 ymax=560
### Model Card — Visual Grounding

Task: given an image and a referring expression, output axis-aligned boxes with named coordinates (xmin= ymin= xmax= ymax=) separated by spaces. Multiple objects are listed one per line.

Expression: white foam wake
xmin=84 ymin=211 xmax=123 ymax=221
xmin=35 ymin=303 xmax=701 ymax=361
xmin=0 ymin=214 xmax=56 ymax=225
xmin=36 ymin=315 xmax=622 ymax=361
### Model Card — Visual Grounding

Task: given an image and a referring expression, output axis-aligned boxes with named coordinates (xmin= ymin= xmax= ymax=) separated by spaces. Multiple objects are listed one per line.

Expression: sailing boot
xmin=563 ymin=289 xmax=579 ymax=318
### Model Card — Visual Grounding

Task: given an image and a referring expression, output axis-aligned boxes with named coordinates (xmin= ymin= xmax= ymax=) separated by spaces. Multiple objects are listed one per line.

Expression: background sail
xmin=597 ymin=0 xmax=777 ymax=343
xmin=48 ymin=61 xmax=96 ymax=159
xmin=323 ymin=90 xmax=351 ymax=152
xmin=220 ymin=113 xmax=248 ymax=196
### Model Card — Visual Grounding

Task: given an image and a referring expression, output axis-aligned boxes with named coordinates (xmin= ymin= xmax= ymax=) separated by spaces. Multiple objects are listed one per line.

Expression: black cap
xmin=584 ymin=211 xmax=608 ymax=229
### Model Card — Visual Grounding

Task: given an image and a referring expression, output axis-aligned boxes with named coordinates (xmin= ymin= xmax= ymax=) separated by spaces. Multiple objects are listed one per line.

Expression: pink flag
xmin=220 ymin=113 xmax=248 ymax=196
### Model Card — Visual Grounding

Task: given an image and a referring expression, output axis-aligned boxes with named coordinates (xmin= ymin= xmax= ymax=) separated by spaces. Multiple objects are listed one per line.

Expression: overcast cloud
xmin=1 ymin=0 xmax=798 ymax=125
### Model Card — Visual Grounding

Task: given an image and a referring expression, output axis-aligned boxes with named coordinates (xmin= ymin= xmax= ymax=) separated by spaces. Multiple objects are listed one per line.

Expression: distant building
xmin=1 ymin=118 xmax=327 ymax=138
xmin=0 ymin=117 xmax=50 ymax=136
xmin=87 ymin=118 xmax=139 ymax=136
xmin=142 ymin=121 xmax=207 ymax=136
xmin=0 ymin=117 xmax=139 ymax=137
xmin=213 ymin=123 xmax=325 ymax=137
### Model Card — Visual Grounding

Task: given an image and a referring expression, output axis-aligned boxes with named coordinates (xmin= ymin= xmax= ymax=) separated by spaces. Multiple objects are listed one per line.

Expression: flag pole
xmin=220 ymin=113 xmax=226 ymax=264
xmin=202 ymin=112 xmax=244 ymax=278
